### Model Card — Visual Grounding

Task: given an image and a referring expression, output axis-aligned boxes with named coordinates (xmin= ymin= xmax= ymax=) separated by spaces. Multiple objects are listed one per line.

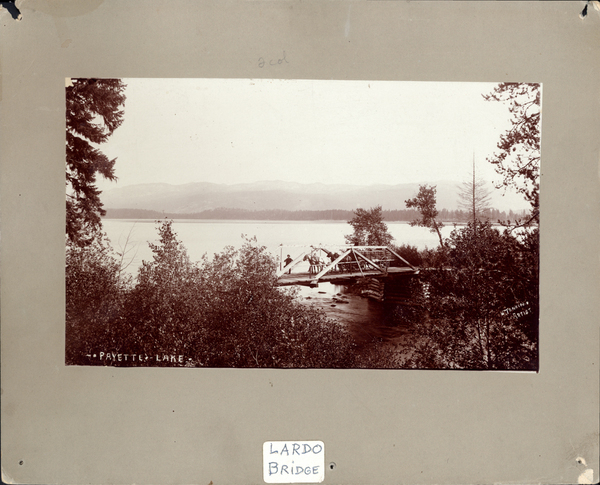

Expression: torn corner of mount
xmin=0 ymin=1 xmax=22 ymax=21
xmin=580 ymin=0 xmax=600 ymax=19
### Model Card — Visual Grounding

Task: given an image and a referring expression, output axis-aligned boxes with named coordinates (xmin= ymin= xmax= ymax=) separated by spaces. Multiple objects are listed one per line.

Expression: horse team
xmin=300 ymin=248 xmax=383 ymax=275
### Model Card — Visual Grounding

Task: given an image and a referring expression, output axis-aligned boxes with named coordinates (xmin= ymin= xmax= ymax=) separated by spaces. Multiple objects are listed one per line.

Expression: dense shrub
xmin=117 ymin=220 xmax=206 ymax=364
xmin=65 ymin=233 xmax=132 ymax=364
xmin=66 ymin=219 xmax=538 ymax=370
xmin=189 ymin=237 xmax=358 ymax=368
xmin=405 ymin=221 xmax=538 ymax=370
xmin=66 ymin=220 xmax=362 ymax=368
xmin=391 ymin=243 xmax=423 ymax=267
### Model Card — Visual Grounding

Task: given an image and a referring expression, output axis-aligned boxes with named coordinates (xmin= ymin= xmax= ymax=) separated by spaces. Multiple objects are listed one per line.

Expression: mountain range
xmin=100 ymin=180 xmax=529 ymax=213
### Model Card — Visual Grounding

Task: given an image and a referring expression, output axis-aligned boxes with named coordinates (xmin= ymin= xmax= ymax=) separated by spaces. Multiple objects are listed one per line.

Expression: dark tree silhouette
xmin=405 ymin=185 xmax=445 ymax=247
xmin=345 ymin=206 xmax=393 ymax=246
xmin=66 ymin=78 xmax=126 ymax=246
xmin=483 ymin=83 xmax=541 ymax=223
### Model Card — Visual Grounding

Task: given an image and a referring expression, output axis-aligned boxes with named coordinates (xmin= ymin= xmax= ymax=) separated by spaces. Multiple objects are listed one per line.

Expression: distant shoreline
xmin=103 ymin=207 xmax=530 ymax=224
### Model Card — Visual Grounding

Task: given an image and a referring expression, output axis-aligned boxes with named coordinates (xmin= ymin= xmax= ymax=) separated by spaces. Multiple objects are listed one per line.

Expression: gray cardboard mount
xmin=1 ymin=1 xmax=599 ymax=484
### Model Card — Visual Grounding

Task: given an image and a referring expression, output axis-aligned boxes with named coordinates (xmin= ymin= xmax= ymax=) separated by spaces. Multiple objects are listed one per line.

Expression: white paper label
xmin=263 ymin=441 xmax=325 ymax=483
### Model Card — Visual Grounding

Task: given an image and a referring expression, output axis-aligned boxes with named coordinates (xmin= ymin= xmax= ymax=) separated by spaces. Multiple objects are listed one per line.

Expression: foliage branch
xmin=345 ymin=205 xmax=394 ymax=246
xmin=66 ymin=78 xmax=126 ymax=246
xmin=483 ymin=83 xmax=541 ymax=224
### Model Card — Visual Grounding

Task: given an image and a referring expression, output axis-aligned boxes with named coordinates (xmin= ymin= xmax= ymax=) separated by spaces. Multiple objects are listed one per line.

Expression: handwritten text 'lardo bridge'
xmin=275 ymin=245 xmax=419 ymax=288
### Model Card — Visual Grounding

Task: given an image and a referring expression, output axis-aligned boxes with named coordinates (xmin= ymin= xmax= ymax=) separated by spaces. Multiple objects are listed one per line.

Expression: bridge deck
xmin=276 ymin=266 xmax=418 ymax=287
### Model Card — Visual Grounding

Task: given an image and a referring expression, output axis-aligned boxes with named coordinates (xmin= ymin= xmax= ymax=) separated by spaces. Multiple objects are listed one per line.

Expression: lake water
xmin=101 ymin=219 xmax=453 ymax=343
xmin=102 ymin=218 xmax=454 ymax=274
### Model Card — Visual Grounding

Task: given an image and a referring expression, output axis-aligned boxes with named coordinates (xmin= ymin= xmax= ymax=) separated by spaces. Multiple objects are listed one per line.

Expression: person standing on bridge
xmin=284 ymin=254 xmax=293 ymax=274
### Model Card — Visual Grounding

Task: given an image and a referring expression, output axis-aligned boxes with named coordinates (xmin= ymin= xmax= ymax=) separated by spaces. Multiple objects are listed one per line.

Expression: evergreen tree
xmin=66 ymin=78 xmax=127 ymax=246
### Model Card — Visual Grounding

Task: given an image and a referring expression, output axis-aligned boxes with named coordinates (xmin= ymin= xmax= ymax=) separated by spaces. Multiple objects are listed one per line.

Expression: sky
xmin=95 ymin=78 xmax=520 ymax=192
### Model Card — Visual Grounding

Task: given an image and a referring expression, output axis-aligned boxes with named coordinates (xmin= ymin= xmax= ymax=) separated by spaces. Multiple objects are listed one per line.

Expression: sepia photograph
xmin=66 ymin=78 xmax=540 ymax=370
xmin=3 ymin=2 xmax=598 ymax=484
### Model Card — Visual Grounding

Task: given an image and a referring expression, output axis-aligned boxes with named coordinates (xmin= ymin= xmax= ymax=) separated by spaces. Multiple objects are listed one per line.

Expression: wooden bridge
xmin=276 ymin=245 xmax=419 ymax=288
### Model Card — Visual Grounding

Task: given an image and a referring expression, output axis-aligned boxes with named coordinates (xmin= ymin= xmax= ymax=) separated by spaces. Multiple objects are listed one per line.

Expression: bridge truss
xmin=276 ymin=245 xmax=418 ymax=287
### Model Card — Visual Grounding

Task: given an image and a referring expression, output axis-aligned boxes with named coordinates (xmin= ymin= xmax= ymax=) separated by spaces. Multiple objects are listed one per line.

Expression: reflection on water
xmin=294 ymin=282 xmax=412 ymax=346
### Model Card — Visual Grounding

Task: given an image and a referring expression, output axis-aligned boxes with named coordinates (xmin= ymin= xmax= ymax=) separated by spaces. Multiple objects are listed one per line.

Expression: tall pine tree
xmin=66 ymin=78 xmax=126 ymax=246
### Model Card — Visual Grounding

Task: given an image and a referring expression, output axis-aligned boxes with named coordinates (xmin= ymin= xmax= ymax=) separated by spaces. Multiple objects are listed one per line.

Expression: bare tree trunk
xmin=434 ymin=222 xmax=445 ymax=248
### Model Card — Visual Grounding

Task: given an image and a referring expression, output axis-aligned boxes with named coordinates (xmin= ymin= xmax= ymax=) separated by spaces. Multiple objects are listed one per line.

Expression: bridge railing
xmin=276 ymin=245 xmax=416 ymax=280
